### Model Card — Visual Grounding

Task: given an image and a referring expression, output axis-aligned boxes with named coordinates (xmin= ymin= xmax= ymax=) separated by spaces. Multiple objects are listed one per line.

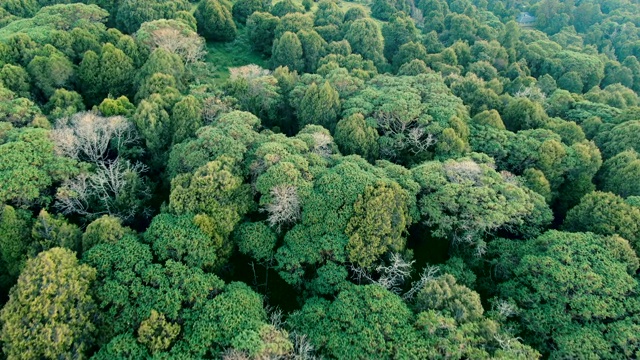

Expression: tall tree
xmin=272 ymin=31 xmax=304 ymax=73
xmin=345 ymin=18 xmax=386 ymax=69
xmin=195 ymin=0 xmax=237 ymax=42
xmin=297 ymin=81 xmax=340 ymax=132
xmin=0 ymin=248 xmax=96 ymax=359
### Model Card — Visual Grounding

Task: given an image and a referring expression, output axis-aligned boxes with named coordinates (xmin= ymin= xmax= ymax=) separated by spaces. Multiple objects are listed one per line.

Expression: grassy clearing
xmin=205 ymin=25 xmax=268 ymax=84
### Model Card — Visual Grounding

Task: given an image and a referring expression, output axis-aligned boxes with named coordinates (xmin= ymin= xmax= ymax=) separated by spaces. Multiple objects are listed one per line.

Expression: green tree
xmin=247 ymin=12 xmax=280 ymax=55
xmin=563 ymin=191 xmax=640 ymax=251
xmin=346 ymin=181 xmax=411 ymax=268
xmin=502 ymin=97 xmax=549 ymax=131
xmin=232 ymin=0 xmax=265 ymax=24
xmin=30 ymin=209 xmax=81 ymax=255
xmin=99 ymin=43 xmax=134 ymax=99
xmin=382 ymin=11 xmax=419 ymax=62
xmin=288 ymin=285 xmax=415 ymax=359
xmin=597 ymin=150 xmax=640 ymax=198
xmin=558 ymin=70 xmax=584 ymax=93
xmin=137 ymin=310 xmax=181 ymax=354
xmin=144 ymin=213 xmax=231 ymax=271
xmin=195 ymin=0 xmax=237 ymax=42
xmin=45 ymin=88 xmax=85 ymax=120
xmin=171 ymin=95 xmax=202 ymax=145
xmin=234 ymin=221 xmax=278 ymax=263
xmin=595 ymin=120 xmax=640 ymax=159
xmin=298 ymin=29 xmax=327 ymax=73
xmin=77 ymin=50 xmax=102 ymax=105
xmin=169 ymin=157 xmax=253 ymax=242
xmin=270 ymin=0 xmax=303 ymax=17
xmin=297 ymin=81 xmax=340 ymax=131
xmin=412 ymin=157 xmax=552 ymax=249
xmin=133 ymin=94 xmax=172 ymax=167
xmin=98 ymin=95 xmax=135 ymax=117
xmin=0 ymin=247 xmax=96 ymax=359
xmin=26 ymin=46 xmax=74 ymax=99
xmin=489 ymin=230 xmax=640 ymax=358
xmin=0 ymin=127 xmax=79 ymax=205
xmin=271 ymin=31 xmax=304 ymax=73
xmin=136 ymin=48 xmax=185 ymax=91
xmin=345 ymin=18 xmax=386 ymax=69
xmin=81 ymin=215 xmax=130 ymax=252
xmin=0 ymin=205 xmax=31 ymax=292
xmin=0 ymin=64 xmax=30 ymax=98
xmin=393 ymin=41 xmax=428 ymax=71
xmin=335 ymin=113 xmax=380 ymax=161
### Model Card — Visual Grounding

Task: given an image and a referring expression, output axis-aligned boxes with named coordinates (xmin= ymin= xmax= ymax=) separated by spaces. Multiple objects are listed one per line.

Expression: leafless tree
xmin=150 ymin=27 xmax=206 ymax=64
xmin=407 ymin=127 xmax=437 ymax=154
xmin=515 ymin=86 xmax=546 ymax=102
xmin=202 ymin=96 xmax=233 ymax=124
xmin=263 ymin=185 xmax=301 ymax=231
xmin=310 ymin=132 xmax=333 ymax=157
xmin=290 ymin=333 xmax=317 ymax=360
xmin=229 ymin=64 xmax=272 ymax=81
xmin=375 ymin=109 xmax=436 ymax=157
xmin=55 ymin=158 xmax=149 ymax=222
xmin=351 ymin=253 xmax=416 ymax=295
xmin=51 ymin=112 xmax=137 ymax=164
xmin=443 ymin=160 xmax=484 ymax=185
xmin=402 ymin=264 xmax=440 ymax=301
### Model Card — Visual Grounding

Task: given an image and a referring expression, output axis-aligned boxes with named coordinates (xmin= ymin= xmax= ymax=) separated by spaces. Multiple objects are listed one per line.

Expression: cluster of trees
xmin=2 ymin=0 xmax=640 ymax=358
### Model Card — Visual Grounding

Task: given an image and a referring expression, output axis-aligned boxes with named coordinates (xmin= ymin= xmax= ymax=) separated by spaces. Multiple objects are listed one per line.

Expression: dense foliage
xmin=2 ymin=0 xmax=640 ymax=358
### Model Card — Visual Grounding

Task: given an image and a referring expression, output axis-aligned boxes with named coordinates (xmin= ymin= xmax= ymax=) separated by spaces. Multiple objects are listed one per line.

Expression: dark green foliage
xmin=597 ymin=150 xmax=640 ymax=198
xmin=289 ymin=285 xmax=415 ymax=359
xmin=502 ymin=97 xmax=549 ymax=131
xmin=272 ymin=31 xmax=304 ymax=72
xmin=344 ymin=18 xmax=386 ymax=69
xmin=297 ymin=81 xmax=340 ymax=131
xmin=3 ymin=1 xmax=640 ymax=358
xmin=114 ymin=0 xmax=191 ymax=34
xmin=0 ymin=64 xmax=30 ymax=98
xmin=382 ymin=12 xmax=419 ymax=62
xmin=232 ymin=0 xmax=265 ymax=24
xmin=335 ymin=113 xmax=379 ymax=161
xmin=564 ymin=191 xmax=640 ymax=251
xmin=144 ymin=213 xmax=230 ymax=271
xmin=270 ymin=0 xmax=303 ymax=17
xmin=234 ymin=221 xmax=278 ymax=262
xmin=0 ymin=205 xmax=31 ymax=291
xmin=0 ymin=127 xmax=79 ymax=205
xmin=489 ymin=231 xmax=640 ymax=359
xmin=26 ymin=46 xmax=73 ymax=99
xmin=298 ymin=29 xmax=327 ymax=73
xmin=195 ymin=0 xmax=237 ymax=42
xmin=45 ymin=88 xmax=84 ymax=119
xmin=595 ymin=120 xmax=640 ymax=159
xmin=171 ymin=95 xmax=203 ymax=145
xmin=30 ymin=209 xmax=81 ymax=255
xmin=247 ymin=12 xmax=280 ymax=55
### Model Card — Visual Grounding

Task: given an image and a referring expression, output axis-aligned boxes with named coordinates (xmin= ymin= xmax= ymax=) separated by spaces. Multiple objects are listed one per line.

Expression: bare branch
xmin=403 ymin=264 xmax=440 ymax=301
xmin=51 ymin=112 xmax=137 ymax=164
xmin=262 ymin=185 xmax=301 ymax=231
xmin=55 ymin=158 xmax=148 ymax=222
xmin=150 ymin=27 xmax=206 ymax=64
